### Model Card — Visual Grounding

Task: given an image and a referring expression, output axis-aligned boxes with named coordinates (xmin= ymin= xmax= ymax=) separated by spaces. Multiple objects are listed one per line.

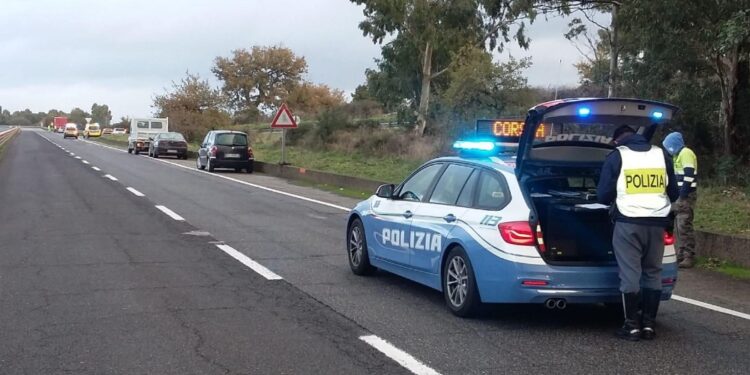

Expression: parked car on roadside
xmin=112 ymin=128 xmax=126 ymax=135
xmin=63 ymin=123 xmax=79 ymax=139
xmin=83 ymin=123 xmax=102 ymax=138
xmin=196 ymin=130 xmax=254 ymax=173
xmin=148 ymin=132 xmax=188 ymax=159
xmin=102 ymin=128 xmax=113 ymax=135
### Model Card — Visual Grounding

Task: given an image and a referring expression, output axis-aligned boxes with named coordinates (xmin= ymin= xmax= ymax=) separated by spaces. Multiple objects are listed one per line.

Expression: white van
xmin=127 ymin=118 xmax=168 ymax=154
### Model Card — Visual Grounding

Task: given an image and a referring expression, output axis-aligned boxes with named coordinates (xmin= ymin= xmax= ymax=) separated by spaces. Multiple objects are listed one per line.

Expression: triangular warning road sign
xmin=270 ymin=103 xmax=298 ymax=128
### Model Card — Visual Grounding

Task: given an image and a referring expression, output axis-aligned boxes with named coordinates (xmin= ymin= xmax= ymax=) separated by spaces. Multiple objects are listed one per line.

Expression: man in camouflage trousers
xmin=663 ymin=132 xmax=698 ymax=268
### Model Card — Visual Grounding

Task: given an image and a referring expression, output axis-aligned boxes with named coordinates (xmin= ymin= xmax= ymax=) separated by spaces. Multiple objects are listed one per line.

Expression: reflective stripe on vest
xmin=616 ymin=146 xmax=671 ymax=218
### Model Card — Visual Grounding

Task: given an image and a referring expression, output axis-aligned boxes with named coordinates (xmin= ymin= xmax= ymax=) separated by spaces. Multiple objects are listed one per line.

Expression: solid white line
xmin=672 ymin=294 xmax=750 ymax=320
xmin=92 ymin=166 xmax=101 ymax=171
xmin=82 ymin=160 xmax=89 ymax=164
xmin=103 ymin=174 xmax=118 ymax=181
xmin=126 ymin=187 xmax=145 ymax=197
xmin=215 ymin=244 xmax=282 ymax=280
xmin=155 ymin=205 xmax=185 ymax=221
xmin=360 ymin=335 xmax=440 ymax=375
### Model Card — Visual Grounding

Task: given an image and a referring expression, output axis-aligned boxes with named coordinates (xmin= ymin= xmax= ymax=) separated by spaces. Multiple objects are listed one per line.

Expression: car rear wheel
xmin=196 ymin=157 xmax=205 ymax=170
xmin=153 ymin=150 xmax=159 ymax=159
xmin=207 ymin=158 xmax=215 ymax=172
xmin=134 ymin=148 xmax=140 ymax=155
xmin=128 ymin=147 xmax=132 ymax=154
xmin=247 ymin=162 xmax=254 ymax=174
xmin=443 ymin=247 xmax=481 ymax=317
xmin=348 ymin=218 xmax=375 ymax=276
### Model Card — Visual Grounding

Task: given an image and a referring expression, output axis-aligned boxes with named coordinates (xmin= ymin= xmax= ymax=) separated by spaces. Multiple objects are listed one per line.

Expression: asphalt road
xmin=2 ymin=129 xmax=749 ymax=374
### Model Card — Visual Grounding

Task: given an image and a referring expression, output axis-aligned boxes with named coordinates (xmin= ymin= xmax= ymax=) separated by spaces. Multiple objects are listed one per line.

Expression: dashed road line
xmin=215 ymin=244 xmax=282 ymax=280
xmin=74 ymin=156 xmax=81 ymax=159
xmin=82 ymin=160 xmax=89 ymax=164
xmin=92 ymin=166 xmax=101 ymax=171
xmin=103 ymin=174 xmax=118 ymax=181
xmin=126 ymin=187 xmax=145 ymax=197
xmin=155 ymin=205 xmax=185 ymax=221
xmin=360 ymin=335 xmax=440 ymax=375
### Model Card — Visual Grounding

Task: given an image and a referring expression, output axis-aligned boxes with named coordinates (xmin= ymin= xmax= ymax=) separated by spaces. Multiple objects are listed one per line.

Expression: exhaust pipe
xmin=555 ymin=299 xmax=567 ymax=310
xmin=544 ymin=299 xmax=557 ymax=309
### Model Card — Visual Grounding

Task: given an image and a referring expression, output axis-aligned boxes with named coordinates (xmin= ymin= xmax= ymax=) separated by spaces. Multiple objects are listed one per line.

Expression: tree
xmin=212 ymin=45 xmax=307 ymax=114
xmin=286 ymin=83 xmax=346 ymax=117
xmin=68 ymin=108 xmax=90 ymax=127
xmin=352 ymin=0 xmax=537 ymax=135
xmin=91 ymin=103 xmax=112 ymax=127
xmin=440 ymin=46 xmax=531 ymax=121
xmin=153 ymin=72 xmax=231 ymax=141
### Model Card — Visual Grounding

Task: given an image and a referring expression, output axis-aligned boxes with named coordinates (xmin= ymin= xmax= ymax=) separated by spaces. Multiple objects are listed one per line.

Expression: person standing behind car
xmin=597 ymin=125 xmax=679 ymax=341
xmin=662 ymin=132 xmax=698 ymax=268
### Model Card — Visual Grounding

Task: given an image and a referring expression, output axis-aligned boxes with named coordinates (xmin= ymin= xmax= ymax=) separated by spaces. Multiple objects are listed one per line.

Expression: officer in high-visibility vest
xmin=597 ymin=125 xmax=679 ymax=341
xmin=662 ymin=132 xmax=698 ymax=268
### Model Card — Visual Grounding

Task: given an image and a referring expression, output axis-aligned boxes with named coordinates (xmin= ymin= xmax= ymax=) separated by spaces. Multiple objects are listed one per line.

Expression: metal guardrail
xmin=0 ymin=127 xmax=21 ymax=148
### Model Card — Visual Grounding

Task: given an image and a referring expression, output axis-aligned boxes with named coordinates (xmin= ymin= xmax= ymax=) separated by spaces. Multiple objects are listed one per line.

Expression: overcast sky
xmin=0 ymin=0 xmax=607 ymax=119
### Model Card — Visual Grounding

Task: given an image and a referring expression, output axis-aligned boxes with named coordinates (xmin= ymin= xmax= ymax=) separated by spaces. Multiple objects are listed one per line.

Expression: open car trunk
xmin=512 ymin=98 xmax=679 ymax=266
xmin=526 ymin=175 xmax=615 ymax=265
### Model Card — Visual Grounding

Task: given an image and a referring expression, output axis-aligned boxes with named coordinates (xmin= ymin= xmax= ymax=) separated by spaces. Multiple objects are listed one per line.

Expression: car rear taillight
xmin=247 ymin=147 xmax=254 ymax=159
xmin=535 ymin=224 xmax=546 ymax=253
xmin=210 ymin=146 xmax=217 ymax=156
xmin=498 ymin=221 xmax=535 ymax=246
xmin=664 ymin=231 xmax=675 ymax=245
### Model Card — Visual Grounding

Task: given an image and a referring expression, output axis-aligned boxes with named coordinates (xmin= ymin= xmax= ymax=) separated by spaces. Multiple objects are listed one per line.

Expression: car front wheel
xmin=347 ymin=218 xmax=374 ymax=275
xmin=443 ymin=247 xmax=481 ymax=317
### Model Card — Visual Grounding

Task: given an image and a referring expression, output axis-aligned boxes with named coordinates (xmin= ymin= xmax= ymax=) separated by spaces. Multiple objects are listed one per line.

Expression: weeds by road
xmin=697 ymin=257 xmax=750 ymax=280
xmin=695 ymin=186 xmax=750 ymax=237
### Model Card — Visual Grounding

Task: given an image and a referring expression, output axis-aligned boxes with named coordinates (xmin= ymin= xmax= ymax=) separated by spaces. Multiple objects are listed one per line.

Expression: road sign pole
xmin=281 ymin=128 xmax=285 ymax=165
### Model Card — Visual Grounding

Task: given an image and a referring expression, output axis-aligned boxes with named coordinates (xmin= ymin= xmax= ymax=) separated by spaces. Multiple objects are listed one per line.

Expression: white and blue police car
xmin=346 ymin=98 xmax=679 ymax=317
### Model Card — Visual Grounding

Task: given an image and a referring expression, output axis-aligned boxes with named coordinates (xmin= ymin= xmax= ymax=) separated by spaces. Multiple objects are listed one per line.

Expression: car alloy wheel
xmin=446 ymin=256 xmax=468 ymax=308
xmin=348 ymin=219 xmax=374 ymax=275
xmin=443 ymin=247 xmax=480 ymax=317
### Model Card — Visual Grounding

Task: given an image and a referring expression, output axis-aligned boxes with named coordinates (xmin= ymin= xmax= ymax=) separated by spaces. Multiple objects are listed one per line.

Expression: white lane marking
xmin=155 ymin=205 xmax=185 ymax=221
xmin=103 ymin=174 xmax=118 ymax=181
xmin=360 ymin=335 xmax=440 ymax=375
xmin=82 ymin=160 xmax=89 ymax=164
xmin=215 ymin=244 xmax=283 ymax=280
xmin=69 ymin=152 xmax=75 ymax=156
xmin=74 ymin=156 xmax=81 ymax=159
xmin=92 ymin=166 xmax=101 ymax=171
xmin=672 ymin=294 xmax=750 ymax=321
xmin=126 ymin=187 xmax=145 ymax=197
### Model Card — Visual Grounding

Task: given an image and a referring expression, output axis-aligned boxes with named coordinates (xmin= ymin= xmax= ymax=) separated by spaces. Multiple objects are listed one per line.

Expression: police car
xmin=346 ymin=98 xmax=679 ymax=317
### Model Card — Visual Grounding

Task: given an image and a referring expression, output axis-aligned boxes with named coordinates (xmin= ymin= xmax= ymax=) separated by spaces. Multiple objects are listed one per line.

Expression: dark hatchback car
xmin=196 ymin=130 xmax=254 ymax=173
xmin=149 ymin=132 xmax=188 ymax=159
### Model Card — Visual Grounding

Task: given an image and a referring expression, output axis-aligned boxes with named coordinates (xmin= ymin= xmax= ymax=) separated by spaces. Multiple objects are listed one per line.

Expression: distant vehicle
xmin=53 ymin=117 xmax=67 ymax=133
xmin=112 ymin=128 xmax=126 ymax=135
xmin=149 ymin=132 xmax=188 ymax=159
xmin=102 ymin=128 xmax=113 ymax=135
xmin=196 ymin=130 xmax=254 ymax=173
xmin=83 ymin=123 xmax=102 ymax=138
xmin=128 ymin=118 xmax=168 ymax=155
xmin=63 ymin=123 xmax=78 ymax=139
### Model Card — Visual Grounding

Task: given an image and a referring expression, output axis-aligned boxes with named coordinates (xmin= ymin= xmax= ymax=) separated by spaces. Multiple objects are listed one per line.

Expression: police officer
xmin=597 ymin=125 xmax=678 ymax=341
xmin=662 ymin=132 xmax=698 ymax=268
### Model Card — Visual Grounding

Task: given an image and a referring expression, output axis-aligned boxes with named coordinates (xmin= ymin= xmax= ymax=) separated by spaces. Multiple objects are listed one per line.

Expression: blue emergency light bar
xmin=452 ymin=140 xmax=496 ymax=152
xmin=652 ymin=111 xmax=664 ymax=119
xmin=577 ymin=107 xmax=591 ymax=117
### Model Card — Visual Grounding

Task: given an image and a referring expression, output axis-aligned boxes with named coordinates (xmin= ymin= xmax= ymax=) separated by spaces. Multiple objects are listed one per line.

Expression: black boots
xmin=640 ymin=288 xmax=662 ymax=340
xmin=616 ymin=292 xmax=641 ymax=341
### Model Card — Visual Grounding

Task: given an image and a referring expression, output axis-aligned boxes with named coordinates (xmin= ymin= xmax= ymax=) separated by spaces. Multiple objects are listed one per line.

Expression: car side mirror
xmin=375 ymin=184 xmax=395 ymax=199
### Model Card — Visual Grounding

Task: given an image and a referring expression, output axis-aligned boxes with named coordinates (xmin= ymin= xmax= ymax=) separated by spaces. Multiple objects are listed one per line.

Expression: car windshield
xmin=215 ymin=133 xmax=247 ymax=146
xmin=159 ymin=133 xmax=185 ymax=141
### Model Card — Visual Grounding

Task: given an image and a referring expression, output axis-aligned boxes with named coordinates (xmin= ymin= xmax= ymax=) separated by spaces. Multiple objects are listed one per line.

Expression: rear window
xmin=136 ymin=121 xmax=148 ymax=129
xmin=532 ymin=115 xmax=662 ymax=147
xmin=151 ymin=121 xmax=163 ymax=129
xmin=89 ymin=125 xmax=99 ymax=130
xmin=215 ymin=133 xmax=247 ymax=146
xmin=160 ymin=133 xmax=185 ymax=141
xmin=65 ymin=125 xmax=77 ymax=129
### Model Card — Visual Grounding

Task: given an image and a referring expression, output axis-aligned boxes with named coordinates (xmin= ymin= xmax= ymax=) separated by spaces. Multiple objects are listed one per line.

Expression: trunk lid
xmin=515 ymin=98 xmax=679 ymax=178
xmin=214 ymin=132 xmax=249 ymax=161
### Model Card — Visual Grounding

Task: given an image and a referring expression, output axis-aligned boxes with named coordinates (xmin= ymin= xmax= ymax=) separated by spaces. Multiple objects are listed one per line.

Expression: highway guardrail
xmin=0 ymin=127 xmax=21 ymax=149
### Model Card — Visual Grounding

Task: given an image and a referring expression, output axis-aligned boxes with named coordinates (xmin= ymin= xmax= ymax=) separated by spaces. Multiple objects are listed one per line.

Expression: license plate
xmin=225 ymin=153 xmax=240 ymax=158
xmin=167 ymin=149 xmax=178 ymax=153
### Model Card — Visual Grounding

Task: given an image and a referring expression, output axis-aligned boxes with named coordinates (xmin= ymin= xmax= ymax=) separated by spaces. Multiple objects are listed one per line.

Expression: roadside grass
xmin=288 ymin=179 xmax=373 ymax=200
xmin=694 ymin=185 xmax=750 ymax=237
xmin=696 ymin=257 xmax=750 ymax=280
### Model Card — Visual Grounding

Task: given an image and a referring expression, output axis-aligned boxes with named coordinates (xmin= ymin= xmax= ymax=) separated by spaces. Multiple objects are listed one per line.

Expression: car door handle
xmin=402 ymin=210 xmax=413 ymax=218
xmin=443 ymin=214 xmax=456 ymax=223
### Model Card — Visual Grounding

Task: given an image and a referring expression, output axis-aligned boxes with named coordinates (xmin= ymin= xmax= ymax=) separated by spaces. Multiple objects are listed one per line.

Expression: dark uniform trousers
xmin=674 ymin=192 xmax=697 ymax=261
xmin=612 ymin=222 xmax=665 ymax=293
